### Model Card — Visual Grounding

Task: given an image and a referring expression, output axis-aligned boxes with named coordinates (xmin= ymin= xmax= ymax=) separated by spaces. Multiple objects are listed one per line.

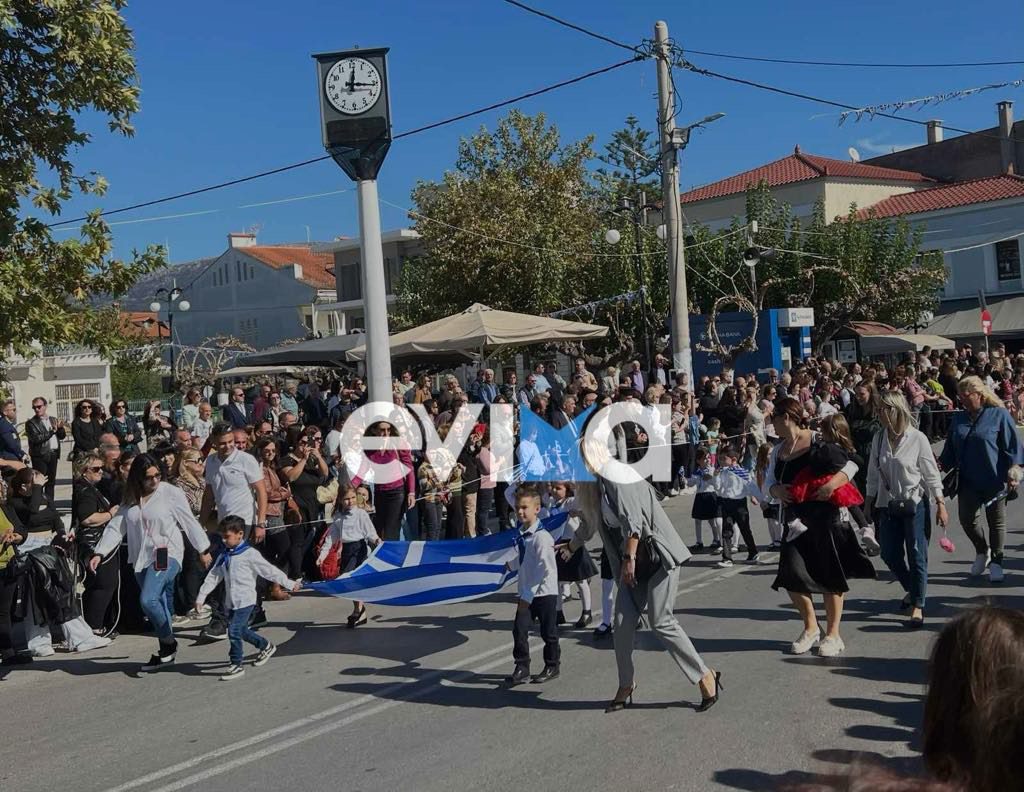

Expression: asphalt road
xmin=3 ymin=478 xmax=1021 ymax=792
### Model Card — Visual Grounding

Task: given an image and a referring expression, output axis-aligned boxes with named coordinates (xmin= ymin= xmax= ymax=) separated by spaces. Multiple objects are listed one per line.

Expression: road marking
xmin=105 ymin=557 xmax=768 ymax=791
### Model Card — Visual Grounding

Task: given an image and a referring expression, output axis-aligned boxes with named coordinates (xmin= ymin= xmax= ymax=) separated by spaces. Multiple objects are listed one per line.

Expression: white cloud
xmin=854 ymin=137 xmax=919 ymax=156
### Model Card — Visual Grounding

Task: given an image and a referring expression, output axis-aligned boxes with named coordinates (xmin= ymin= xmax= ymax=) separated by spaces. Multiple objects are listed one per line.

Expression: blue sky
xmin=51 ymin=0 xmax=1024 ymax=264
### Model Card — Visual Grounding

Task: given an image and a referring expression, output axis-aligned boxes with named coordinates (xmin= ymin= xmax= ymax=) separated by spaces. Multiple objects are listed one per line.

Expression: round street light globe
xmin=178 ymin=300 xmax=190 ymax=312
xmin=149 ymin=301 xmax=161 ymax=313
xmin=604 ymin=228 xmax=621 ymax=245
xmin=656 ymin=224 xmax=667 ymax=240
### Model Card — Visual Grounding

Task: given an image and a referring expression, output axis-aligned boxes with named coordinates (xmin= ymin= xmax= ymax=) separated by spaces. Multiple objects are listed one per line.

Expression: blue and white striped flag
xmin=308 ymin=512 xmax=569 ymax=606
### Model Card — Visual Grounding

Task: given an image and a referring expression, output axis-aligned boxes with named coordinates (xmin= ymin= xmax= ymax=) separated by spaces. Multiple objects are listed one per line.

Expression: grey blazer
xmin=571 ymin=477 xmax=691 ymax=582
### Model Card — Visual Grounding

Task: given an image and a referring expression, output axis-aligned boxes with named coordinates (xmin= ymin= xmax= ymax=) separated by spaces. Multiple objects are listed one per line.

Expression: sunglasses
xmin=32 ymin=404 xmax=45 ymax=410
xmin=81 ymin=405 xmax=93 ymax=411
xmin=86 ymin=465 xmax=103 ymax=472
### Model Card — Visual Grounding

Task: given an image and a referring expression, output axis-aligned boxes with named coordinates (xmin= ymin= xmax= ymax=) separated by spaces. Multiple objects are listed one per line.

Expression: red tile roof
xmin=680 ymin=146 xmax=930 ymax=204
xmin=121 ymin=311 xmax=170 ymax=339
xmin=857 ymin=174 xmax=1024 ymax=219
xmin=243 ymin=245 xmax=335 ymax=289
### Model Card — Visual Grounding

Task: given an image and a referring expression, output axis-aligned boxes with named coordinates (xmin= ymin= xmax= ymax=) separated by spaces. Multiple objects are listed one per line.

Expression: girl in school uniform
xmin=548 ymin=482 xmax=598 ymax=628
xmin=686 ymin=447 xmax=722 ymax=553
xmin=756 ymin=443 xmax=783 ymax=551
xmin=318 ymin=484 xmax=382 ymax=628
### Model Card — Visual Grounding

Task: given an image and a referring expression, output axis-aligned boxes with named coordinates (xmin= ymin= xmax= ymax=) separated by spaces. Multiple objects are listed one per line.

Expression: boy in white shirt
xmin=196 ymin=516 xmax=300 ymax=681
xmin=504 ymin=487 xmax=560 ymax=686
xmin=713 ymin=444 xmax=762 ymax=568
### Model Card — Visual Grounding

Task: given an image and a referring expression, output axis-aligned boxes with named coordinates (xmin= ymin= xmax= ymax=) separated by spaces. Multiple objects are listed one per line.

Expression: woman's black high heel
xmin=696 ymin=671 xmax=723 ymax=713
xmin=604 ymin=684 xmax=636 ymax=713
xmin=347 ymin=607 xmax=367 ymax=628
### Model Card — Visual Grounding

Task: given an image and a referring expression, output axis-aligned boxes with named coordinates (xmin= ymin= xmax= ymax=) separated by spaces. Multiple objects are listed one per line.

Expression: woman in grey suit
xmin=567 ymin=437 xmax=722 ymax=713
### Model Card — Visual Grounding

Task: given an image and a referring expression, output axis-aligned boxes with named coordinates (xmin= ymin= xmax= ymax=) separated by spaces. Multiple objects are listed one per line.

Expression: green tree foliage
xmin=685 ymin=183 xmax=945 ymax=355
xmin=397 ymin=112 xmax=667 ymax=366
xmin=0 ymin=0 xmax=165 ymax=363
xmin=110 ymin=345 xmax=162 ymax=400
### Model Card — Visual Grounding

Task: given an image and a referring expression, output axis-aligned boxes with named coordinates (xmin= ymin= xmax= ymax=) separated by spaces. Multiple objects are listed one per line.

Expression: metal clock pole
xmin=313 ymin=48 xmax=394 ymax=402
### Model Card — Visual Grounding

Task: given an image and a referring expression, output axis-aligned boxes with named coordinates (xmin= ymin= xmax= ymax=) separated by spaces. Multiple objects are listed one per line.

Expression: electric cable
xmin=46 ymin=57 xmax=642 ymax=230
xmin=684 ymin=49 xmax=1024 ymax=69
xmin=498 ymin=0 xmax=641 ymax=54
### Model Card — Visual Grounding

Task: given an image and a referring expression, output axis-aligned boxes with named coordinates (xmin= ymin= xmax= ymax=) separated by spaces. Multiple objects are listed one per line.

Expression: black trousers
xmin=512 ymin=594 xmax=560 ymax=669
xmin=0 ymin=577 xmax=18 ymax=654
xmin=494 ymin=482 xmax=512 ymax=530
xmin=475 ymin=488 xmax=495 ymax=536
xmin=720 ymin=498 xmax=757 ymax=560
xmin=31 ymin=455 xmax=59 ymax=502
xmin=372 ymin=489 xmax=406 ymax=542
xmin=445 ymin=495 xmax=465 ymax=540
xmin=174 ymin=538 xmax=205 ymax=616
xmin=83 ymin=553 xmax=120 ymax=630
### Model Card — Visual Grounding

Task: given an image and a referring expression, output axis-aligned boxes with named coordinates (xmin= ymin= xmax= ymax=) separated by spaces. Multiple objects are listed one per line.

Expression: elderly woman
xmin=568 ymin=435 xmax=722 ymax=713
xmin=867 ymin=392 xmax=947 ymax=627
xmin=72 ymin=451 xmax=120 ymax=635
xmin=938 ymin=375 xmax=1023 ymax=584
xmin=765 ymin=397 xmax=875 ymax=657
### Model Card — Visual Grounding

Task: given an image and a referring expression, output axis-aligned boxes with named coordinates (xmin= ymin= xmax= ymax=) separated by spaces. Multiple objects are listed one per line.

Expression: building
xmin=5 ymin=346 xmax=113 ymax=422
xmin=678 ymin=146 xmax=931 ymax=230
xmin=117 ymin=233 xmax=338 ymax=351
xmin=316 ymin=228 xmax=423 ymax=334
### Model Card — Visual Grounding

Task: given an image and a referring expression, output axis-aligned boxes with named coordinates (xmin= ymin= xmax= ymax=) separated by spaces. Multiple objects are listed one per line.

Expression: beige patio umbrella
xmin=346 ymin=303 xmax=608 ymax=362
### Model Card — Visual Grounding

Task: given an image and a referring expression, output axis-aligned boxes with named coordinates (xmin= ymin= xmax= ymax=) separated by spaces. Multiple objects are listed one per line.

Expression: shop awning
xmin=859 ymin=333 xmax=955 ymax=356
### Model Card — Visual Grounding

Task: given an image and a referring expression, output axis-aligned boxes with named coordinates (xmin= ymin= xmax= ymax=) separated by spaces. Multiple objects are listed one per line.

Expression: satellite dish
xmin=848 ymin=147 xmax=861 ymax=162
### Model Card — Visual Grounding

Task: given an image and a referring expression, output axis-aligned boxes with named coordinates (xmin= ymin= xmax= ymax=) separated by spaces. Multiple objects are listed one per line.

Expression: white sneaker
xmin=971 ymin=551 xmax=991 ymax=577
xmin=790 ymin=624 xmax=822 ymax=655
xmin=252 ymin=643 xmax=277 ymax=667
xmin=861 ymin=525 xmax=880 ymax=554
xmin=31 ymin=646 xmax=56 ymax=658
xmin=171 ymin=615 xmax=190 ymax=626
xmin=220 ymin=664 xmax=245 ymax=681
xmin=669 ymin=488 xmax=680 ymax=497
xmin=817 ymin=635 xmax=846 ymax=657
xmin=716 ymin=559 xmax=734 ymax=568
xmin=989 ymin=562 xmax=1005 ymax=583
xmin=74 ymin=635 xmax=112 ymax=653
xmin=785 ymin=519 xmax=809 ymax=542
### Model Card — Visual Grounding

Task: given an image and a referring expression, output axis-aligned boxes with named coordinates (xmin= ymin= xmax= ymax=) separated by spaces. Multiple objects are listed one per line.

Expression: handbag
xmin=633 ymin=535 xmax=662 ymax=582
xmin=875 ymin=436 xmax=918 ymax=518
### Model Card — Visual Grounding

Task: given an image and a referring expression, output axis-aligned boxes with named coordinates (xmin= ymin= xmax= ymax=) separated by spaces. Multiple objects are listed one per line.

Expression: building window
xmin=237 ymin=317 xmax=259 ymax=346
xmin=54 ymin=383 xmax=101 ymax=423
xmin=339 ymin=262 xmax=361 ymax=301
xmin=996 ymin=240 xmax=1020 ymax=282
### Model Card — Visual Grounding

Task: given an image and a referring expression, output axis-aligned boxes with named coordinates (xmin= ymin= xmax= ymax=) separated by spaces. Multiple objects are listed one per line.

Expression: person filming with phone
xmin=90 ymin=453 xmax=212 ymax=673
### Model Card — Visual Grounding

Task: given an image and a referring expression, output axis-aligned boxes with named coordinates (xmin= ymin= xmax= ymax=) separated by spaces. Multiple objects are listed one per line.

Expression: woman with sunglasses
xmin=255 ymin=437 xmax=295 ymax=597
xmin=351 ymin=421 xmax=415 ymax=542
xmin=105 ymin=400 xmax=141 ymax=454
xmin=91 ymin=454 xmax=212 ymax=672
xmin=279 ymin=426 xmax=328 ymax=578
xmin=71 ymin=399 xmax=104 ymax=461
xmin=73 ymin=451 xmax=120 ymax=635
xmin=143 ymin=399 xmax=176 ymax=447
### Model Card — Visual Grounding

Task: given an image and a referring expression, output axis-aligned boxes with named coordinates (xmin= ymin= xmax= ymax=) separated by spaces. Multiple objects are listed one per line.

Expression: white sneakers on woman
xmin=971 ymin=551 xmax=991 ymax=577
xmin=790 ymin=624 xmax=822 ymax=654
xmin=816 ymin=635 xmax=846 ymax=657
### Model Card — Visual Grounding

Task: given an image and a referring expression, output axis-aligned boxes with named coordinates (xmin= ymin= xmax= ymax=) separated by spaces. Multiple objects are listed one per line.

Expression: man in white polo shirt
xmin=199 ymin=422 xmax=269 ymax=639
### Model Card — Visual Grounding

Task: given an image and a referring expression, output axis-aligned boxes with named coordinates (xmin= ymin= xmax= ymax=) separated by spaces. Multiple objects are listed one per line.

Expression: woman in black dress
xmin=279 ymin=425 xmax=328 ymax=579
xmin=70 ymin=399 xmax=104 ymax=461
xmin=72 ymin=451 xmax=121 ymax=635
xmin=765 ymin=397 xmax=875 ymax=658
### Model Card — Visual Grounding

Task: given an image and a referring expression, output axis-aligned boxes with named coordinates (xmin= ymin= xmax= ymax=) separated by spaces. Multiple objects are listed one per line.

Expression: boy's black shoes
xmin=505 ymin=665 xmax=531 ymax=687
xmin=531 ymin=666 xmax=560 ymax=684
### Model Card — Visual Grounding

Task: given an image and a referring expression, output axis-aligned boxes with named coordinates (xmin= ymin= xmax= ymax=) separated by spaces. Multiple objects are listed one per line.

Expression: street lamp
xmin=605 ymin=191 xmax=661 ymax=369
xmin=670 ymin=112 xmax=727 ymax=151
xmin=147 ymin=286 xmax=189 ymax=389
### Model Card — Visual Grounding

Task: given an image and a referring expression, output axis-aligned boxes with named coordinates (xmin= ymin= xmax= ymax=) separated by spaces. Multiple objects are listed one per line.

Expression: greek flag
xmin=308 ymin=513 xmax=569 ymax=606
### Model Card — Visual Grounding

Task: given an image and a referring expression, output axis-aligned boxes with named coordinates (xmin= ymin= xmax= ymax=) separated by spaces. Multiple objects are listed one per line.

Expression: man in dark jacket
xmin=25 ymin=398 xmax=65 ymax=500
xmin=221 ymin=387 xmax=251 ymax=429
xmin=0 ymin=400 xmax=27 ymax=463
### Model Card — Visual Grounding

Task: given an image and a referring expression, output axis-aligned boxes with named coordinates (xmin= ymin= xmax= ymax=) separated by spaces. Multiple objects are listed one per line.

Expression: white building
xmin=5 ymin=346 xmax=112 ymax=422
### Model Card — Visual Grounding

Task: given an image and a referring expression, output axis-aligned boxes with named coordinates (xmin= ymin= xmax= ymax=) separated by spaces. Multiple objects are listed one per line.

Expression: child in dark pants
xmin=713 ymin=445 xmax=761 ymax=568
xmin=504 ymin=487 xmax=560 ymax=686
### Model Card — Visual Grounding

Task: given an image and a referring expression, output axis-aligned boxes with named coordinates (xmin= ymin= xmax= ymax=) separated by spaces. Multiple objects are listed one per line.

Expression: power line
xmin=678 ymin=59 xmax=1024 ymax=145
xmin=498 ymin=0 xmax=641 ymax=54
xmin=685 ymin=49 xmax=1024 ymax=69
xmin=47 ymin=57 xmax=641 ymax=230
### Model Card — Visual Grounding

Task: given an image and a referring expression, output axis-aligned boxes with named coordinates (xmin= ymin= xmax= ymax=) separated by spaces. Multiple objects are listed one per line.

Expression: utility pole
xmin=655 ymin=20 xmax=693 ymax=388
xmin=633 ymin=191 xmax=653 ymax=370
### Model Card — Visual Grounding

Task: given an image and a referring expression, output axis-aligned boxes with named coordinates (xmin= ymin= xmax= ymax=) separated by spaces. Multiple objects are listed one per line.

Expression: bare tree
xmin=174 ymin=335 xmax=254 ymax=390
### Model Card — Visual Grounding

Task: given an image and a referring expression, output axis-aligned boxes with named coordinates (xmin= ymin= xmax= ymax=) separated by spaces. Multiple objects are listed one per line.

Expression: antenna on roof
xmin=848 ymin=147 xmax=861 ymax=162
xmin=246 ymin=223 xmax=262 ymax=237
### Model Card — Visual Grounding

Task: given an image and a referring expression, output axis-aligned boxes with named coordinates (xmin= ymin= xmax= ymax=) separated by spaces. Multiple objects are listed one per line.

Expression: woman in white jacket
xmin=866 ymin=391 xmax=947 ymax=628
xmin=91 ymin=453 xmax=212 ymax=672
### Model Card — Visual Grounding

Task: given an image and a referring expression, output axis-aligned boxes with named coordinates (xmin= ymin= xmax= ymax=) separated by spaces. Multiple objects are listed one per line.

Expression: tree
xmin=174 ymin=336 xmax=254 ymax=391
xmin=110 ymin=345 xmax=163 ymax=400
xmin=396 ymin=112 xmax=668 ymax=369
xmin=686 ymin=183 xmax=945 ymax=361
xmin=0 ymin=1 xmax=164 ymax=364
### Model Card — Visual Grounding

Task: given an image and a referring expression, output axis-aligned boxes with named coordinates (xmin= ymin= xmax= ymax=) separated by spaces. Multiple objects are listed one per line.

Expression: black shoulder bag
xmin=605 ymin=482 xmax=662 ymax=582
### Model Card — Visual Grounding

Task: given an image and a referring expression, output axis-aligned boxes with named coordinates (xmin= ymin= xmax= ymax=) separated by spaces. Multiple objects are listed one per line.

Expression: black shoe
xmin=907 ymin=616 xmax=925 ymax=629
xmin=505 ymin=665 xmax=530 ymax=687
xmin=140 ymin=648 xmax=176 ymax=673
xmin=531 ymin=665 xmax=560 ymax=684
xmin=746 ymin=552 xmax=761 ymax=564
xmin=556 ymin=610 xmax=566 ymax=625
xmin=593 ymin=623 xmax=613 ymax=639
xmin=708 ymin=541 xmax=722 ymax=554
xmin=574 ymin=610 xmax=593 ymax=629
xmin=605 ymin=684 xmax=636 ymax=713
xmin=249 ymin=610 xmax=269 ymax=629
xmin=1 ymin=653 xmax=33 ymax=666
xmin=689 ymin=542 xmax=705 ymax=553
xmin=159 ymin=639 xmax=178 ymax=658
xmin=346 ymin=607 xmax=367 ymax=628
xmin=696 ymin=671 xmax=723 ymax=713
xmin=200 ymin=622 xmax=228 ymax=641
xmin=899 ymin=594 xmax=913 ymax=611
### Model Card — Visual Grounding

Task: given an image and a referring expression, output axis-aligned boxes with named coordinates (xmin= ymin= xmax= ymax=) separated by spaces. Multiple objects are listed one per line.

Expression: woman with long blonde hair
xmin=938 ymin=376 xmax=1023 ymax=584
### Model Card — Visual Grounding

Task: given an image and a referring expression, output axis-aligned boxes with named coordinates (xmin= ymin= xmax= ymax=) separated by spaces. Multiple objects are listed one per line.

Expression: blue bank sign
xmin=689 ymin=308 xmax=813 ymax=382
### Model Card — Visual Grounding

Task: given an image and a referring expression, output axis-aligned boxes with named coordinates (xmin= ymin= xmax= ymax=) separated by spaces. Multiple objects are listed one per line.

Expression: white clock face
xmin=324 ymin=57 xmax=382 ymax=115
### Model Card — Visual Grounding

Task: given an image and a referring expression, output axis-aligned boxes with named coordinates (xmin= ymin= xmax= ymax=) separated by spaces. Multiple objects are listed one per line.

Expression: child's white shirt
xmin=685 ymin=468 xmax=717 ymax=495
xmin=506 ymin=519 xmax=558 ymax=603
xmin=197 ymin=545 xmax=296 ymax=611
xmin=713 ymin=466 xmax=761 ymax=500
xmin=318 ymin=508 xmax=380 ymax=562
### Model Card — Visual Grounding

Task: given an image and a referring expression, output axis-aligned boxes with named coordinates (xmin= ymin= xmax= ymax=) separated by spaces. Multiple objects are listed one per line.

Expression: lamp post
xmin=605 ymin=191 xmax=660 ymax=369
xmin=148 ymin=286 xmax=189 ymax=388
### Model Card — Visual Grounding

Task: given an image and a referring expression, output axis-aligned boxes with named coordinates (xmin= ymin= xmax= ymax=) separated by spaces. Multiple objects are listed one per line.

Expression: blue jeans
xmin=228 ymin=605 xmax=268 ymax=665
xmin=878 ymin=499 xmax=931 ymax=608
xmin=135 ymin=558 xmax=181 ymax=643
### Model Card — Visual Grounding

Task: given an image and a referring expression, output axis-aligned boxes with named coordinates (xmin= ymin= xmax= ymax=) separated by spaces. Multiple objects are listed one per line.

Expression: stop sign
xmin=981 ymin=309 xmax=993 ymax=336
